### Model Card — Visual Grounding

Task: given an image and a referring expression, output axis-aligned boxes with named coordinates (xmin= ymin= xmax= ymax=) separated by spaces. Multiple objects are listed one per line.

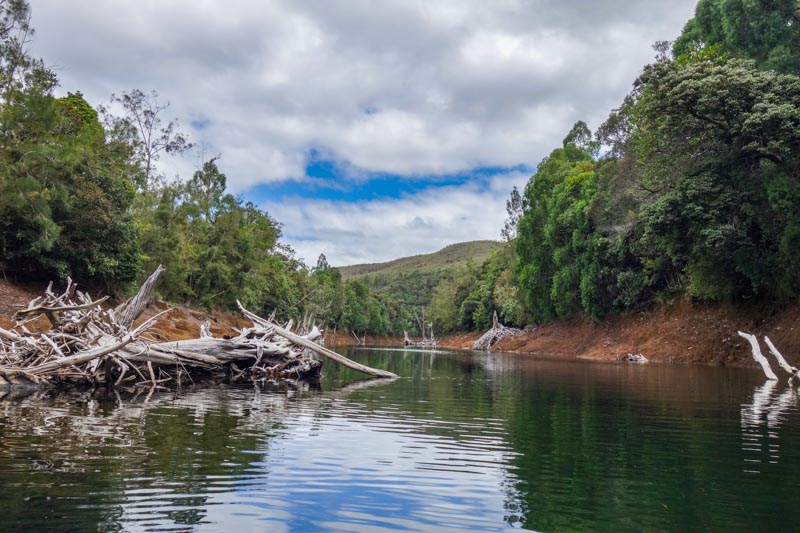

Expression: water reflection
xmin=1 ymin=349 xmax=800 ymax=531
xmin=741 ymin=381 xmax=799 ymax=472
xmin=0 ymin=375 xmax=520 ymax=532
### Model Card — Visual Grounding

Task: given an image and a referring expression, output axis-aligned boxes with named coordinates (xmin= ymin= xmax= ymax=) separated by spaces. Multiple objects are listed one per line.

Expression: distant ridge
xmin=338 ymin=240 xmax=503 ymax=279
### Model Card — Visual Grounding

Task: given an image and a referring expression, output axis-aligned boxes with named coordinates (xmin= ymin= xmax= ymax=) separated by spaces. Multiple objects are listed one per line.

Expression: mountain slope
xmin=338 ymin=240 xmax=502 ymax=280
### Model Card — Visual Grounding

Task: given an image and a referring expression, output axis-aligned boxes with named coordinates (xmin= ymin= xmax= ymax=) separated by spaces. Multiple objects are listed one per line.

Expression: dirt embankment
xmin=0 ymin=280 xmax=249 ymax=340
xmin=325 ymin=332 xmax=405 ymax=347
xmin=2 ymin=279 xmax=797 ymax=368
xmin=441 ymin=298 xmax=800 ymax=368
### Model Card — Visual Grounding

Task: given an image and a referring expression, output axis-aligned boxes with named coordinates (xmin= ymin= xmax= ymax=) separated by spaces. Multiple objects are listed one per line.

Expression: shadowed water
xmin=1 ymin=347 xmax=799 ymax=532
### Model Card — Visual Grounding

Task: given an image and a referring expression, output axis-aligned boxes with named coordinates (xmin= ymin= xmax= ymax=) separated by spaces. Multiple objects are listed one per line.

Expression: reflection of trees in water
xmin=741 ymin=381 xmax=799 ymax=473
xmin=0 ymin=387 xmax=276 ymax=530
xmin=12 ymin=348 xmax=798 ymax=532
xmin=0 ymin=380 xmax=396 ymax=531
xmin=476 ymin=354 xmax=800 ymax=531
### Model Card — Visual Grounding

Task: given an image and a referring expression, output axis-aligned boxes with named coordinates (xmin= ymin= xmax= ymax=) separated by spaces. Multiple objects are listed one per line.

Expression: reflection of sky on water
xmin=205 ymin=410 xmax=518 ymax=531
xmin=104 ymin=384 xmax=523 ymax=532
xmin=5 ymin=350 xmax=800 ymax=531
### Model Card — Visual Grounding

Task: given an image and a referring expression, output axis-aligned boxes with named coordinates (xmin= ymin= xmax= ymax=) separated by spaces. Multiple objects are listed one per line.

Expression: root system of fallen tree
xmin=0 ymin=267 xmax=397 ymax=388
xmin=473 ymin=311 xmax=522 ymax=351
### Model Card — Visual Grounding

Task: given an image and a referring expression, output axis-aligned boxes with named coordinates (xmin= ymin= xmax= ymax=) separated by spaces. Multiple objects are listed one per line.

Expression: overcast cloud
xmin=31 ymin=0 xmax=697 ymax=265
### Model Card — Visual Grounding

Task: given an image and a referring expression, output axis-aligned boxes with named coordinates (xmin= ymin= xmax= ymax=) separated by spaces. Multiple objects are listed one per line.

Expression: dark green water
xmin=1 ymin=347 xmax=799 ymax=532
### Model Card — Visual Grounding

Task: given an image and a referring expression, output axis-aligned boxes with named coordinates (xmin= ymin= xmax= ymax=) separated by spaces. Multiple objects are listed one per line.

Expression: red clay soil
xmin=325 ymin=332 xmax=405 ymax=347
xmin=134 ymin=301 xmax=250 ymax=342
xmin=0 ymin=279 xmax=248 ymax=341
xmin=437 ymin=331 xmax=483 ymax=351
xmin=3 ymin=279 xmax=798 ymax=369
xmin=0 ymin=279 xmax=52 ymax=330
xmin=446 ymin=298 xmax=800 ymax=368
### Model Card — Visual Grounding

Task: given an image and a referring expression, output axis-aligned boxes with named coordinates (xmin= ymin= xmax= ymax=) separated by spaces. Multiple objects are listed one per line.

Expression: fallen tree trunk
xmin=473 ymin=311 xmax=522 ymax=351
xmin=0 ymin=267 xmax=397 ymax=388
xmin=237 ymin=302 xmax=397 ymax=378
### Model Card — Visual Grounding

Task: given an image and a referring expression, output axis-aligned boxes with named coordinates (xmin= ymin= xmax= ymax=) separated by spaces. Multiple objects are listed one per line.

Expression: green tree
xmin=501 ymin=186 xmax=524 ymax=242
xmin=624 ymin=54 xmax=800 ymax=300
xmin=0 ymin=71 xmax=140 ymax=289
xmin=515 ymin=123 xmax=602 ymax=321
xmin=674 ymin=0 xmax=800 ymax=72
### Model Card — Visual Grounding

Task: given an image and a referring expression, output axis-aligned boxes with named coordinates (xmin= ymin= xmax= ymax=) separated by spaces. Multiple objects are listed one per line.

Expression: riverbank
xmin=439 ymin=298 xmax=800 ymax=367
xmin=2 ymin=279 xmax=796 ymax=368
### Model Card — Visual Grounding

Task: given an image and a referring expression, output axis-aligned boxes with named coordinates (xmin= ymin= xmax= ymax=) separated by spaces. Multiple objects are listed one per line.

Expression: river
xmin=1 ymin=347 xmax=799 ymax=531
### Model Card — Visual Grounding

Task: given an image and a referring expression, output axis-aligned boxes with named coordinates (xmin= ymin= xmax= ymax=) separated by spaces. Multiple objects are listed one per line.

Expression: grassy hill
xmin=336 ymin=240 xmax=504 ymax=335
xmin=338 ymin=240 xmax=503 ymax=280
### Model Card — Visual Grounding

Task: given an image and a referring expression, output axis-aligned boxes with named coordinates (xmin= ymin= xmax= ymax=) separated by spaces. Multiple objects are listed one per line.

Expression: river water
xmin=1 ymin=347 xmax=799 ymax=532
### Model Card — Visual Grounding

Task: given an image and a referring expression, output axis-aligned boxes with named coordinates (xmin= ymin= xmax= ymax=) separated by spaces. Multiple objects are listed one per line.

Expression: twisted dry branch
xmin=0 ymin=267 xmax=396 ymax=387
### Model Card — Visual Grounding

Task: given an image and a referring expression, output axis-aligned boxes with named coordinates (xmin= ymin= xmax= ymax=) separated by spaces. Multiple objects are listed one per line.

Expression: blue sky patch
xmin=246 ymin=151 xmax=532 ymax=205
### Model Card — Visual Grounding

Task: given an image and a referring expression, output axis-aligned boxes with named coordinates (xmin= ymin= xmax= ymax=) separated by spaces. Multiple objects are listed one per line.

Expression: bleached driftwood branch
xmin=738 ymin=332 xmax=779 ymax=380
xmin=764 ymin=336 xmax=800 ymax=383
xmin=738 ymin=331 xmax=799 ymax=383
xmin=237 ymin=301 xmax=397 ymax=379
xmin=0 ymin=267 xmax=397 ymax=388
xmin=473 ymin=311 xmax=522 ymax=351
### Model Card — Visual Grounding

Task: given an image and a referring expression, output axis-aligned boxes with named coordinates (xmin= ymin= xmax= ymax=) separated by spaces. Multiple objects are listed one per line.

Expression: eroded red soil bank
xmin=3 ymin=280 xmax=796 ymax=369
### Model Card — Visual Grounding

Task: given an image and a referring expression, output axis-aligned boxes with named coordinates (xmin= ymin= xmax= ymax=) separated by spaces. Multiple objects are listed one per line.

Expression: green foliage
xmin=514 ymin=51 xmax=800 ymax=325
xmin=429 ymin=261 xmax=480 ymax=334
xmin=501 ymin=186 xmax=524 ymax=242
xmin=429 ymin=244 xmax=526 ymax=333
xmin=136 ymin=159 xmax=306 ymax=314
xmin=515 ymin=124 xmax=604 ymax=321
xmin=337 ymin=241 xmax=503 ymax=335
xmin=628 ymin=55 xmax=800 ymax=301
xmin=0 ymin=65 xmax=140 ymax=289
xmin=673 ymin=0 xmax=800 ymax=73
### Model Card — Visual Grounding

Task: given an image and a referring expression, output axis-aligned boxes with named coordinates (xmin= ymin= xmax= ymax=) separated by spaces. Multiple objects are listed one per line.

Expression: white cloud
xmin=265 ymin=171 xmax=530 ymax=266
xmin=28 ymin=0 xmax=698 ymax=264
xmin=33 ymin=0 xmax=696 ymax=188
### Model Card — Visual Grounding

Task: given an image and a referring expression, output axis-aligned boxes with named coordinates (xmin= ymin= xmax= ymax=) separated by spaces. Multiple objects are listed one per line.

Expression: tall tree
xmin=625 ymin=53 xmax=800 ymax=300
xmin=103 ymin=89 xmax=192 ymax=191
xmin=501 ymin=186 xmax=524 ymax=242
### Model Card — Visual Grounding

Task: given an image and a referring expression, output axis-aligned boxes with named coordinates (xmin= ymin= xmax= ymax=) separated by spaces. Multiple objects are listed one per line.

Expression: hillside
xmin=338 ymin=240 xmax=502 ymax=280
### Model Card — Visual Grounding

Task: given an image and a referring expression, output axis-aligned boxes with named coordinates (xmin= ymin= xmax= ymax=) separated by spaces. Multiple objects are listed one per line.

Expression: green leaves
xmin=513 ymin=51 xmax=800 ymax=322
xmin=0 ymin=81 xmax=141 ymax=289
xmin=628 ymin=55 xmax=800 ymax=301
xmin=514 ymin=130 xmax=604 ymax=321
xmin=674 ymin=0 xmax=800 ymax=73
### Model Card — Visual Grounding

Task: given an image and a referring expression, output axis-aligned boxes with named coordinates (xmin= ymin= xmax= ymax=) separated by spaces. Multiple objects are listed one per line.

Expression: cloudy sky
xmin=31 ymin=0 xmax=697 ymax=266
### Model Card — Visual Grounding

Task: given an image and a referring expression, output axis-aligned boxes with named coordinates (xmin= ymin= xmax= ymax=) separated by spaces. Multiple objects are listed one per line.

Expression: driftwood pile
xmin=0 ymin=267 xmax=397 ymax=388
xmin=473 ymin=311 xmax=522 ymax=351
xmin=403 ymin=330 xmax=437 ymax=348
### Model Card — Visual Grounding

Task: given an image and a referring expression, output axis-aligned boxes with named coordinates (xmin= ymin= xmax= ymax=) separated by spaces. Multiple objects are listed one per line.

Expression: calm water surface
xmin=1 ymin=347 xmax=799 ymax=532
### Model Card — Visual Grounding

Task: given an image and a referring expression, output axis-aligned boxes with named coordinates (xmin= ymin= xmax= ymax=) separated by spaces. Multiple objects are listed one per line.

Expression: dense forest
xmin=432 ymin=0 xmax=800 ymax=332
xmin=1 ymin=0 xmax=798 ymax=337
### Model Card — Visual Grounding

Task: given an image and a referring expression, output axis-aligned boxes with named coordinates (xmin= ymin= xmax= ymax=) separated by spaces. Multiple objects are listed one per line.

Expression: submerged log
xmin=0 ymin=267 xmax=397 ymax=388
xmin=472 ymin=311 xmax=522 ymax=351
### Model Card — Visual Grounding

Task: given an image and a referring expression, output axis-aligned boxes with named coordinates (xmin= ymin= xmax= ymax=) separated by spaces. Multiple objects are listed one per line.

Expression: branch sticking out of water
xmin=738 ymin=331 xmax=799 ymax=383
